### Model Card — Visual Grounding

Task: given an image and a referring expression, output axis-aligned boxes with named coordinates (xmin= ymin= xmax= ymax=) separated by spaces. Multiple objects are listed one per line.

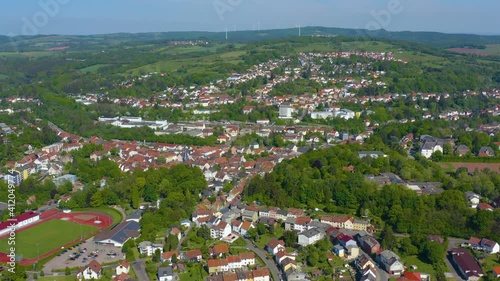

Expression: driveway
xmin=244 ymin=238 xmax=282 ymax=281
xmin=132 ymin=260 xmax=151 ymax=281
xmin=443 ymin=237 xmax=467 ymax=281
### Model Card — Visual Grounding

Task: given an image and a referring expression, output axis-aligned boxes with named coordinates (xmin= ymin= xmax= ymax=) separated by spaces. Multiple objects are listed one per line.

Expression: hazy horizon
xmin=1 ymin=0 xmax=499 ymax=36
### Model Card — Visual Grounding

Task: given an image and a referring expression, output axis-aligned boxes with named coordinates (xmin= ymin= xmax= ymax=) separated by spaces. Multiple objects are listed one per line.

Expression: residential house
xmin=333 ymin=245 xmax=345 ymax=258
xmin=210 ymin=221 xmax=231 ymax=240
xmin=169 ymin=227 xmax=182 ymax=241
xmin=77 ymin=260 xmax=103 ymax=280
xmin=241 ymin=209 xmax=258 ymax=223
xmin=465 ymin=191 xmax=481 ymax=208
xmin=420 ymin=140 xmax=443 ymax=158
xmin=298 ymin=228 xmax=324 ymax=246
xmin=266 ymin=238 xmax=286 ymax=255
xmin=480 ymin=238 xmax=499 ymax=254
xmin=138 ymin=241 xmax=163 ymax=256
xmin=281 ymin=257 xmax=297 ymax=272
xmin=161 ymin=250 xmax=179 ymax=263
xmin=360 ymin=267 xmax=377 ymax=281
xmin=478 ymin=203 xmax=494 ymax=211
xmin=478 ymin=146 xmax=495 ymax=157
xmin=183 ymin=249 xmax=203 ymax=262
xmin=358 ymin=151 xmax=387 ymax=159
xmin=358 ymin=235 xmax=381 ymax=255
xmin=158 ymin=266 xmax=174 ymax=281
xmin=115 ymin=260 xmax=130 ymax=275
xmin=355 ymin=253 xmax=376 ymax=271
xmin=493 ymin=266 xmax=500 ymax=278
xmin=378 ymin=250 xmax=404 ymax=275
xmin=449 ymin=248 xmax=484 ymax=281
xmin=209 ymin=243 xmax=230 ymax=258
xmin=455 ymin=145 xmax=471 ymax=156
xmin=275 ymin=251 xmax=295 ymax=264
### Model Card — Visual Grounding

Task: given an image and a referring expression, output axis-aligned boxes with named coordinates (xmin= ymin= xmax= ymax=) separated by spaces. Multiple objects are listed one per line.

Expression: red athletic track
xmin=0 ymin=210 xmax=113 ymax=266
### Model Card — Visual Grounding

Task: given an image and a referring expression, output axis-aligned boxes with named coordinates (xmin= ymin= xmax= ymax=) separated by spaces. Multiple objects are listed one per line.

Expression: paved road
xmin=177 ymin=223 xmax=192 ymax=253
xmin=244 ymin=238 xmax=281 ymax=281
xmin=132 ymin=260 xmax=150 ymax=281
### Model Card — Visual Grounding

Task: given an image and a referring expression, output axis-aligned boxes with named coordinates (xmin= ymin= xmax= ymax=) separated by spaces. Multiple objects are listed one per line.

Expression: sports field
xmin=0 ymin=219 xmax=97 ymax=259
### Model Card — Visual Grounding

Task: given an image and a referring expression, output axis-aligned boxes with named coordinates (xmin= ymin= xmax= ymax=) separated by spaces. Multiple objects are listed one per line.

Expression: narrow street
xmin=177 ymin=223 xmax=192 ymax=253
xmin=244 ymin=238 xmax=282 ymax=281
xmin=132 ymin=260 xmax=151 ymax=281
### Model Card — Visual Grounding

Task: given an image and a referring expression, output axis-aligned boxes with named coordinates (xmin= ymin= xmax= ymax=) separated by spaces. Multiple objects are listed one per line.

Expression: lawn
xmin=78 ymin=64 xmax=109 ymax=73
xmin=180 ymin=264 xmax=208 ymax=281
xmin=477 ymin=252 xmax=500 ymax=274
xmin=402 ymin=255 xmax=436 ymax=275
xmin=0 ymin=219 xmax=97 ymax=259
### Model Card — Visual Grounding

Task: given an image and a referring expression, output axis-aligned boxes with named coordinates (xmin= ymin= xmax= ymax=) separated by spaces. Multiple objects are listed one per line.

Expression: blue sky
xmin=1 ymin=0 xmax=499 ymax=36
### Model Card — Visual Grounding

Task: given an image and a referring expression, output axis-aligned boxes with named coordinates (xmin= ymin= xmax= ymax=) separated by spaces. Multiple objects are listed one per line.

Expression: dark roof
xmin=158 ymin=266 xmax=173 ymax=277
xmin=126 ymin=209 xmax=143 ymax=221
xmin=93 ymin=221 xmax=140 ymax=244
xmin=450 ymin=248 xmax=484 ymax=278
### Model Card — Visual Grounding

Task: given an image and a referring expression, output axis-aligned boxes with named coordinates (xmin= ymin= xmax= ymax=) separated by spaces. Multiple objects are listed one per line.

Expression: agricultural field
xmin=0 ymin=219 xmax=97 ymax=259
xmin=447 ymin=44 xmax=500 ymax=56
xmin=440 ymin=162 xmax=500 ymax=173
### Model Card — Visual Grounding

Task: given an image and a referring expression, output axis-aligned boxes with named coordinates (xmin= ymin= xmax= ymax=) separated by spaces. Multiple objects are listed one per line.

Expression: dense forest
xmin=244 ymin=144 xmax=500 ymax=241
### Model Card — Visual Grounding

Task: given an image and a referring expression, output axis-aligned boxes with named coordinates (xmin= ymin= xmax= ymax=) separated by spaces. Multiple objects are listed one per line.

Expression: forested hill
xmin=2 ymin=26 xmax=500 ymax=51
xmin=244 ymin=143 xmax=500 ymax=240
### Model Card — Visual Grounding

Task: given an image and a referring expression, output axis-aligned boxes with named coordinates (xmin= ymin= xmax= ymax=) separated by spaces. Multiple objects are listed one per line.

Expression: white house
xmin=77 ymin=260 xmax=102 ymax=280
xmin=379 ymin=250 xmax=404 ymax=275
xmin=279 ymin=105 xmax=295 ymax=119
xmin=420 ymin=140 xmax=443 ymax=158
xmin=266 ymin=238 xmax=286 ymax=255
xmin=115 ymin=260 xmax=130 ymax=275
xmin=210 ymin=221 xmax=231 ymax=240
xmin=158 ymin=266 xmax=174 ymax=281
xmin=480 ymin=238 xmax=499 ymax=254
xmin=138 ymin=241 xmax=163 ymax=256
xmin=298 ymin=228 xmax=324 ymax=246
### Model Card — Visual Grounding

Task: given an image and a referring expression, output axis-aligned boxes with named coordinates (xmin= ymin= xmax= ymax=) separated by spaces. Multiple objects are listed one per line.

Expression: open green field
xmin=402 ymin=255 xmax=436 ymax=275
xmin=0 ymin=219 xmax=97 ymax=259
xmin=483 ymin=44 xmax=500 ymax=55
xmin=79 ymin=64 xmax=109 ymax=73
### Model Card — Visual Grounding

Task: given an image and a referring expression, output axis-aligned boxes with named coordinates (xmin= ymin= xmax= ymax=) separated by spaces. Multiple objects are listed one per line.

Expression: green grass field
xmin=402 ymin=255 xmax=436 ymax=275
xmin=78 ymin=64 xmax=109 ymax=73
xmin=0 ymin=219 xmax=97 ymax=259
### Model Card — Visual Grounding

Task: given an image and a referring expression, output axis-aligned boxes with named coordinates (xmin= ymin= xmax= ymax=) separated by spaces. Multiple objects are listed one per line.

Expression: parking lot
xmin=43 ymin=237 xmax=125 ymax=274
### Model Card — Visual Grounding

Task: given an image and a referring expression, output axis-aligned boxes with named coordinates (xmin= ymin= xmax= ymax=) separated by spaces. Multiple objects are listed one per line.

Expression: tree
xmin=130 ymin=186 xmax=140 ymax=209
xmin=307 ymin=251 xmax=319 ymax=266
xmin=65 ymin=267 xmax=71 ymax=276
xmin=246 ymin=228 xmax=258 ymax=240
xmin=256 ymin=223 xmax=267 ymax=235
xmin=443 ymin=142 xmax=453 ymax=155
xmin=282 ymin=231 xmax=298 ymax=247
xmin=165 ymin=234 xmax=179 ymax=251
xmin=381 ymin=226 xmax=397 ymax=250
xmin=90 ymin=191 xmax=103 ymax=207
xmin=431 ymin=150 xmax=443 ymax=162
xmin=153 ymin=249 xmax=161 ymax=262
xmin=197 ymin=225 xmax=211 ymax=240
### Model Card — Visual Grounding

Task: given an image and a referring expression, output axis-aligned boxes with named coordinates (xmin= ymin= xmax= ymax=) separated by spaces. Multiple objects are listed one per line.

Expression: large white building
xmin=298 ymin=228 xmax=324 ymax=246
xmin=0 ymin=211 xmax=40 ymax=236
xmin=279 ymin=106 xmax=295 ymax=119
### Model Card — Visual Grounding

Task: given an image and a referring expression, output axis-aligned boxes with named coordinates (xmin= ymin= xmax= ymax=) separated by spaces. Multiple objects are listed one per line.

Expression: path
xmin=244 ymin=238 xmax=281 ymax=281
xmin=132 ymin=260 xmax=151 ymax=281
xmin=177 ymin=223 xmax=192 ymax=253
